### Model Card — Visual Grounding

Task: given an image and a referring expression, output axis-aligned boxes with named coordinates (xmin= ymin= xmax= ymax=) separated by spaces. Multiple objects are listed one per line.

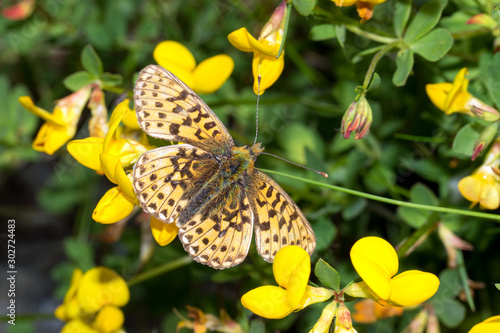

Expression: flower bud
xmin=334 ymin=302 xmax=357 ymax=333
xmin=341 ymin=95 xmax=372 ymax=140
xmin=467 ymin=13 xmax=498 ymax=30
xmin=472 ymin=123 xmax=498 ymax=161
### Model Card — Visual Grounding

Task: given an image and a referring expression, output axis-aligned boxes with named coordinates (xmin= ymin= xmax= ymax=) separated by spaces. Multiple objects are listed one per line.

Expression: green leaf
xmin=452 ymin=123 xmax=482 ymax=157
xmin=404 ymin=0 xmax=447 ymax=44
xmin=399 ymin=183 xmax=438 ymax=228
xmin=393 ymin=0 xmax=412 ymax=38
xmin=63 ymin=71 xmax=95 ymax=91
xmin=336 ymin=24 xmax=346 ymax=49
xmin=410 ymin=28 xmax=453 ymax=62
xmin=312 ymin=218 xmax=337 ymax=252
xmin=63 ymin=238 xmax=95 ymax=271
xmin=310 ymin=24 xmax=336 ymax=41
xmin=495 ymin=283 xmax=500 ymax=290
xmin=293 ymin=0 xmax=316 ymax=16
xmin=392 ymin=49 xmax=414 ymax=86
xmin=81 ymin=44 xmax=103 ymax=76
xmin=435 ymin=299 xmax=466 ymax=328
xmin=342 ymin=197 xmax=367 ymax=220
xmin=101 ymin=72 xmax=124 ymax=88
xmin=485 ymin=53 xmax=500 ymax=109
xmin=315 ymin=259 xmax=340 ymax=291
xmin=367 ymin=72 xmax=381 ymax=92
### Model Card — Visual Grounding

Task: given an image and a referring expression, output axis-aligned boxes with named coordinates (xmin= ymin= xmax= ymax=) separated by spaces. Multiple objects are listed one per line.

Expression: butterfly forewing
xmin=133 ymin=144 xmax=218 ymax=223
xmin=178 ymin=187 xmax=253 ymax=269
xmin=134 ymin=65 xmax=234 ymax=155
xmin=249 ymin=170 xmax=316 ymax=261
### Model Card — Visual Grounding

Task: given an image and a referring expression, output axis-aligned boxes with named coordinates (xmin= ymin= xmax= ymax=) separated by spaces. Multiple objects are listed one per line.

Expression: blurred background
xmin=1 ymin=0 xmax=499 ymax=332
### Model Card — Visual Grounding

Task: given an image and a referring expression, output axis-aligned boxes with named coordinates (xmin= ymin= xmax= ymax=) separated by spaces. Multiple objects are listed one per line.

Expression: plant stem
xmin=127 ymin=256 xmax=192 ymax=287
xmin=261 ymin=169 xmax=500 ymax=222
xmin=345 ymin=25 xmax=398 ymax=44
xmin=362 ymin=44 xmax=396 ymax=90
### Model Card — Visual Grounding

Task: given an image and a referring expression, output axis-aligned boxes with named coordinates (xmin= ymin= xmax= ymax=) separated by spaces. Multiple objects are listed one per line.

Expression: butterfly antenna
xmin=253 ymin=75 xmax=262 ymax=146
xmin=261 ymin=152 xmax=328 ymax=178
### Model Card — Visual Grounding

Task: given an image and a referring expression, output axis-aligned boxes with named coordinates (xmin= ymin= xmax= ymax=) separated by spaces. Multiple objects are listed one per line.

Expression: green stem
xmin=362 ymin=44 xmax=396 ymax=90
xmin=261 ymin=169 xmax=500 ymax=221
xmin=276 ymin=2 xmax=292 ymax=59
xmin=344 ymin=25 xmax=398 ymax=44
xmin=127 ymin=256 xmax=192 ymax=287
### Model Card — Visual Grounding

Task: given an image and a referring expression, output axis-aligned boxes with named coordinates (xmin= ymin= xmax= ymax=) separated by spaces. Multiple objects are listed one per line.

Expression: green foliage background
xmin=1 ymin=0 xmax=500 ymax=332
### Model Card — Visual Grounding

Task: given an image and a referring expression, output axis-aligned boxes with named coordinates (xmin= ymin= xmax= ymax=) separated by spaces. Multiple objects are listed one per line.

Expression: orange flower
xmin=352 ymin=299 xmax=403 ymax=324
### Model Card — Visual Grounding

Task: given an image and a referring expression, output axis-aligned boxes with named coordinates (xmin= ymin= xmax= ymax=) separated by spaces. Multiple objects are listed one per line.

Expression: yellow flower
xmin=55 ymin=267 xmax=129 ymax=333
xmin=19 ymin=86 xmax=92 ymax=154
xmin=345 ymin=236 xmax=440 ymax=307
xmin=68 ymin=99 xmax=152 ymax=173
xmin=92 ymin=153 xmax=137 ymax=224
xmin=241 ymin=245 xmax=333 ymax=319
xmin=469 ymin=315 xmax=500 ymax=333
xmin=426 ymin=68 xmax=500 ymax=119
xmin=228 ymin=1 xmax=287 ymax=95
xmin=150 ymin=217 xmax=179 ymax=246
xmin=332 ymin=0 xmax=386 ymax=22
xmin=153 ymin=40 xmax=234 ymax=94
xmin=458 ymin=165 xmax=500 ymax=210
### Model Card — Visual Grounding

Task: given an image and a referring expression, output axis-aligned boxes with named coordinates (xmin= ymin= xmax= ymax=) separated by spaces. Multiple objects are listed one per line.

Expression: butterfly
xmin=132 ymin=64 xmax=316 ymax=269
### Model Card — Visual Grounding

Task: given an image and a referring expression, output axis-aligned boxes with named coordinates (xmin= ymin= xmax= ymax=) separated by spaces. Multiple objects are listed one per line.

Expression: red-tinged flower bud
xmin=471 ymin=105 xmax=500 ymax=122
xmin=334 ymin=302 xmax=357 ymax=333
xmin=472 ymin=123 xmax=498 ymax=161
xmin=341 ymin=95 xmax=373 ymax=140
xmin=2 ymin=0 xmax=35 ymax=21
xmin=259 ymin=1 xmax=287 ymax=42
xmin=467 ymin=13 xmax=498 ymax=30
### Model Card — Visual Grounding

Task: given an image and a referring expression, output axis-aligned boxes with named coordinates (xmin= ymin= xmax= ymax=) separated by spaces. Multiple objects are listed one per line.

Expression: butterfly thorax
xmin=226 ymin=143 xmax=264 ymax=179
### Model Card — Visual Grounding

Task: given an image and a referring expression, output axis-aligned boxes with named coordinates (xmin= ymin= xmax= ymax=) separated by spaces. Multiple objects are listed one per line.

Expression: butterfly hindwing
xmin=178 ymin=185 xmax=253 ymax=269
xmin=133 ymin=144 xmax=218 ymax=224
xmin=134 ymin=64 xmax=234 ymax=155
xmin=248 ymin=170 xmax=316 ymax=262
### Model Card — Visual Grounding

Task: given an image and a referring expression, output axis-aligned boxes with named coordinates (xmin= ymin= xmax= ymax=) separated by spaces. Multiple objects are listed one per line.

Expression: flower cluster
xmin=242 ymin=237 xmax=439 ymax=332
xmin=426 ymin=68 xmax=500 ymax=210
xmin=55 ymin=267 xmax=129 ymax=333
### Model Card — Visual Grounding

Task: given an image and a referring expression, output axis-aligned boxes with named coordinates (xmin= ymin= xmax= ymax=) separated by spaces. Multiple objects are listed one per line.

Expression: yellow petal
xmin=192 ymin=54 xmax=234 ymax=94
xmin=104 ymin=99 xmax=129 ymax=151
xmin=470 ymin=316 xmax=500 ymax=333
xmin=425 ymin=83 xmax=452 ymax=112
xmin=67 ymin=137 xmax=105 ymax=171
xmin=251 ymin=52 xmax=284 ymax=95
xmin=458 ymin=174 xmax=483 ymax=204
xmin=445 ymin=68 xmax=472 ymax=114
xmin=63 ymin=268 xmax=83 ymax=303
xmin=332 ymin=0 xmax=359 ymax=6
xmin=93 ymin=187 xmax=135 ymax=224
xmin=227 ymin=27 xmax=254 ymax=52
xmin=350 ymin=237 xmax=398 ymax=300
xmin=100 ymin=153 xmax=121 ymax=184
xmin=241 ymin=285 xmax=294 ymax=319
xmin=61 ymin=319 xmax=99 ymax=333
xmin=388 ymin=270 xmax=440 ymax=307
xmin=77 ymin=267 xmax=130 ymax=313
xmin=248 ymin=36 xmax=280 ymax=58
xmin=54 ymin=304 xmax=67 ymax=321
xmin=122 ymin=107 xmax=141 ymax=130
xmin=153 ymin=41 xmax=196 ymax=87
xmin=479 ymin=181 xmax=500 ymax=210
xmin=94 ymin=305 xmax=124 ymax=333
xmin=19 ymin=96 xmax=66 ymax=126
xmin=150 ymin=217 xmax=179 ymax=246
xmin=273 ymin=245 xmax=310 ymax=288
xmin=32 ymin=122 xmax=74 ymax=155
